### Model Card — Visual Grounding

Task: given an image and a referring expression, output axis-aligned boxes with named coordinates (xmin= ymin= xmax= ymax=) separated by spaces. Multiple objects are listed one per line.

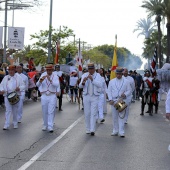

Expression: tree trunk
xmin=166 ymin=23 xmax=170 ymax=63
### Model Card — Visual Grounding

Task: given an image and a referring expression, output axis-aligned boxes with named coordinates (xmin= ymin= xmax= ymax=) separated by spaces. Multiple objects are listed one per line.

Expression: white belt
xmin=42 ymin=92 xmax=55 ymax=96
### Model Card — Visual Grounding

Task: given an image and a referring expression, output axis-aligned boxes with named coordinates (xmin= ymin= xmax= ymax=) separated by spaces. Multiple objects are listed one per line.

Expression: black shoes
xmin=91 ymin=132 xmax=95 ymax=136
xmin=140 ymin=113 xmax=144 ymax=116
xmin=100 ymin=119 xmax=105 ymax=123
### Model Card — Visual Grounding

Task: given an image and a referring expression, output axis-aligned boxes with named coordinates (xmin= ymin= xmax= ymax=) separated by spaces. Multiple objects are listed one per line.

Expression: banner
xmin=8 ymin=27 xmax=25 ymax=49
xmin=0 ymin=26 xmax=3 ymax=48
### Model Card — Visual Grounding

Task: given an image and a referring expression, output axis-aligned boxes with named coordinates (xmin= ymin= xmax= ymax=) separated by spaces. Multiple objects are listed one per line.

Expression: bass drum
xmin=7 ymin=92 xmax=20 ymax=105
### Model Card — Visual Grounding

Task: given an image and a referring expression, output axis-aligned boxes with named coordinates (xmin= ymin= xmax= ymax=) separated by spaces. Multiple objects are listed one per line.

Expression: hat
xmin=83 ymin=68 xmax=87 ymax=72
xmin=144 ymin=69 xmax=150 ymax=74
xmin=19 ymin=63 xmax=23 ymax=67
xmin=115 ymin=67 xmax=124 ymax=73
xmin=8 ymin=65 xmax=16 ymax=70
xmin=45 ymin=64 xmax=54 ymax=70
xmin=55 ymin=64 xmax=60 ymax=68
xmin=88 ymin=63 xmax=95 ymax=69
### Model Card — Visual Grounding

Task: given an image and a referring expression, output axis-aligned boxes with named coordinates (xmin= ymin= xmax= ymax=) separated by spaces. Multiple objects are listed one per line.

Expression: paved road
xmin=0 ymin=95 xmax=170 ymax=170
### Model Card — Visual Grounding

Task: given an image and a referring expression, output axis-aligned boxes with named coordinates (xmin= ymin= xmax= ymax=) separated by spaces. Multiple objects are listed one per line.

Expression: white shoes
xmin=3 ymin=126 xmax=9 ymax=130
xmin=111 ymin=132 xmax=118 ymax=136
xmin=14 ymin=125 xmax=18 ymax=129
xmin=42 ymin=126 xmax=47 ymax=131
xmin=86 ymin=130 xmax=91 ymax=134
xmin=119 ymin=134 xmax=125 ymax=138
xmin=168 ymin=145 xmax=170 ymax=151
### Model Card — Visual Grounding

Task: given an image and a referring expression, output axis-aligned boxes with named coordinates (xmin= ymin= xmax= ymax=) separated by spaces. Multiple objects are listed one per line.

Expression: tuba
xmin=114 ymin=98 xmax=127 ymax=112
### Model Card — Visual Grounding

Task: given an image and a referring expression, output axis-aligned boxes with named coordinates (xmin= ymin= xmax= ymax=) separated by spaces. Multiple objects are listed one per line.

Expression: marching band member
xmin=0 ymin=65 xmax=25 ymax=130
xmin=165 ymin=89 xmax=170 ymax=151
xmin=79 ymin=63 xmax=102 ymax=136
xmin=36 ymin=64 xmax=59 ymax=133
xmin=16 ymin=65 xmax=29 ymax=123
xmin=97 ymin=68 xmax=108 ymax=123
xmin=108 ymin=67 xmax=131 ymax=137
xmin=123 ymin=68 xmax=135 ymax=124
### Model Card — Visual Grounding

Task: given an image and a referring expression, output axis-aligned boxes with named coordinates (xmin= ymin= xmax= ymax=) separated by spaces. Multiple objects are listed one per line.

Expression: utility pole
xmin=47 ymin=0 xmax=53 ymax=63
xmin=3 ymin=0 xmax=7 ymax=63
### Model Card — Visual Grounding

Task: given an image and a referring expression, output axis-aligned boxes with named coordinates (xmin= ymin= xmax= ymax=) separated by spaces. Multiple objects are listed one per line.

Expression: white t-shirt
xmin=70 ymin=76 xmax=78 ymax=86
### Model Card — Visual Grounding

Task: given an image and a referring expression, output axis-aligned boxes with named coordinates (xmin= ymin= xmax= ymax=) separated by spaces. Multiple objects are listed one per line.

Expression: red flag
xmin=54 ymin=40 xmax=60 ymax=64
xmin=77 ymin=38 xmax=83 ymax=77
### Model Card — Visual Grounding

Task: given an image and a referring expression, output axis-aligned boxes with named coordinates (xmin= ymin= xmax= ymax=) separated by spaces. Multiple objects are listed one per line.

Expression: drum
xmin=7 ymin=92 xmax=20 ymax=105
xmin=114 ymin=99 xmax=127 ymax=112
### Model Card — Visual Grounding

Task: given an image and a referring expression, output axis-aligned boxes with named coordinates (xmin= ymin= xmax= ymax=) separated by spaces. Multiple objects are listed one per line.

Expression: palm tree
xmin=133 ymin=18 xmax=156 ymax=39
xmin=133 ymin=18 xmax=156 ymax=67
xmin=161 ymin=0 xmax=170 ymax=63
xmin=143 ymin=31 xmax=167 ymax=60
xmin=142 ymin=0 xmax=163 ymax=67
xmin=141 ymin=0 xmax=170 ymax=66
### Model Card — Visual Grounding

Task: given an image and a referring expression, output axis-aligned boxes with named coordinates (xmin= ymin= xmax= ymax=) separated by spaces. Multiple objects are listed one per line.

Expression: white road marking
xmin=17 ymin=115 xmax=84 ymax=170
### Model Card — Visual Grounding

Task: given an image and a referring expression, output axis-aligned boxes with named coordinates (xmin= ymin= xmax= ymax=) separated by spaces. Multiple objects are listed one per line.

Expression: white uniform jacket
xmin=123 ymin=75 xmax=135 ymax=93
xmin=17 ymin=73 xmax=29 ymax=91
xmin=0 ymin=73 xmax=25 ymax=96
xmin=100 ymin=77 xmax=108 ymax=94
xmin=36 ymin=72 xmax=59 ymax=94
xmin=108 ymin=77 xmax=131 ymax=104
xmin=79 ymin=72 xmax=102 ymax=96
xmin=166 ymin=89 xmax=170 ymax=113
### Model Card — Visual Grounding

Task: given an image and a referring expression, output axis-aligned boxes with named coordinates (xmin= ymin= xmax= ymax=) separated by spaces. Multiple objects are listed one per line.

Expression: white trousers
xmin=83 ymin=94 xmax=99 ymax=132
xmin=17 ymin=92 xmax=25 ymax=122
xmin=124 ymin=97 xmax=132 ymax=123
xmin=111 ymin=105 xmax=125 ymax=135
xmin=4 ymin=97 xmax=19 ymax=127
xmin=103 ymin=93 xmax=107 ymax=113
xmin=97 ymin=93 xmax=104 ymax=120
xmin=41 ymin=94 xmax=57 ymax=130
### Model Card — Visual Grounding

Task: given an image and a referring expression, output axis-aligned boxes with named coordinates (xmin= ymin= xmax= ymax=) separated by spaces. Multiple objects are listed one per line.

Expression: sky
xmin=0 ymin=0 xmax=164 ymax=59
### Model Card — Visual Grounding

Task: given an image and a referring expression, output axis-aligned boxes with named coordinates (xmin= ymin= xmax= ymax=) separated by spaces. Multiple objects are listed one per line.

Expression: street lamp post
xmin=3 ymin=0 xmax=8 ymax=63
xmin=47 ymin=0 xmax=53 ymax=63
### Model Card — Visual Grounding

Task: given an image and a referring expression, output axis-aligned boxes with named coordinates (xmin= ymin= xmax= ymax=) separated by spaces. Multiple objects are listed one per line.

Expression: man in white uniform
xmin=108 ymin=67 xmax=131 ymax=137
xmin=123 ymin=68 xmax=135 ymax=124
xmin=16 ymin=65 xmax=29 ymax=123
xmin=79 ymin=63 xmax=102 ymax=136
xmin=0 ymin=65 xmax=25 ymax=130
xmin=165 ymin=89 xmax=170 ymax=151
xmin=36 ymin=64 xmax=59 ymax=133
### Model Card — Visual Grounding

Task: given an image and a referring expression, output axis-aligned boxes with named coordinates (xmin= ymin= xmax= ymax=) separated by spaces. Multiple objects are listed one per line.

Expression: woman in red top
xmin=28 ymin=58 xmax=35 ymax=71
